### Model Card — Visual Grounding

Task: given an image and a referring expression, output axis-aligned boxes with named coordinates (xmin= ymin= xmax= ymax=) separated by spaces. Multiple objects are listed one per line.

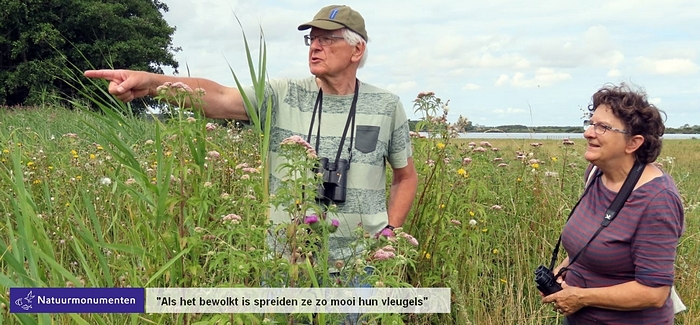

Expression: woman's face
xmin=583 ymin=105 xmax=630 ymax=165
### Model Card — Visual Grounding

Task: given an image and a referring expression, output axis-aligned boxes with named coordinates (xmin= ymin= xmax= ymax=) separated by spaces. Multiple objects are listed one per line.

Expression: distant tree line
xmin=408 ymin=121 xmax=700 ymax=134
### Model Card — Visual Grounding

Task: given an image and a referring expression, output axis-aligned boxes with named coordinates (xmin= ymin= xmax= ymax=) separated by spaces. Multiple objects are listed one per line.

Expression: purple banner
xmin=10 ymin=288 xmax=144 ymax=313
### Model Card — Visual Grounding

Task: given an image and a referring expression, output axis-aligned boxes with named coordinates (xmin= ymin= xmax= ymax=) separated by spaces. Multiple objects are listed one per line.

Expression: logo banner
xmin=10 ymin=288 xmax=144 ymax=313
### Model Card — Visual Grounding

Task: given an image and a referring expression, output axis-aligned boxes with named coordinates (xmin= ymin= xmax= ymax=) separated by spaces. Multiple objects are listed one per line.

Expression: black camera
xmin=314 ymin=157 xmax=350 ymax=203
xmin=534 ymin=265 xmax=563 ymax=296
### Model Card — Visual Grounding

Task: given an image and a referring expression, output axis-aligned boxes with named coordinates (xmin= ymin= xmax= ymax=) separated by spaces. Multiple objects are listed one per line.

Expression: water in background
xmin=419 ymin=132 xmax=699 ymax=140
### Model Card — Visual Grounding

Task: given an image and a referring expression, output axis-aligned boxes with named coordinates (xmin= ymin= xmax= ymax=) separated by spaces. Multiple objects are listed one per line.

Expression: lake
xmin=419 ymin=132 xmax=700 ymax=140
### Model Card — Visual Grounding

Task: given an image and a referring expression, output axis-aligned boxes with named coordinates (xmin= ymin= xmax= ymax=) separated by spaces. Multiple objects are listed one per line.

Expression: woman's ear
xmin=625 ymin=134 xmax=645 ymax=154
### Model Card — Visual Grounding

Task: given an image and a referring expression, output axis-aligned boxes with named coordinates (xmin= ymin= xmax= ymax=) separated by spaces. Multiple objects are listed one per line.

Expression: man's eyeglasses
xmin=304 ymin=35 xmax=345 ymax=46
xmin=583 ymin=120 xmax=629 ymax=135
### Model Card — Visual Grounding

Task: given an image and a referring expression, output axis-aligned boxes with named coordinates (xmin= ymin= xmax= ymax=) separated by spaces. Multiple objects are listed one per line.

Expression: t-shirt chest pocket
xmin=355 ymin=125 xmax=380 ymax=153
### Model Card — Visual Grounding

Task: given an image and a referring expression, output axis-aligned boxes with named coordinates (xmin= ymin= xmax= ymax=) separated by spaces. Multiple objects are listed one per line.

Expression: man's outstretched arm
xmin=83 ymin=69 xmax=249 ymax=121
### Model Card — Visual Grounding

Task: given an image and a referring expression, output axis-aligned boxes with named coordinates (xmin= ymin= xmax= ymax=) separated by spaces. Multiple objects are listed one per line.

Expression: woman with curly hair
xmin=542 ymin=83 xmax=685 ymax=324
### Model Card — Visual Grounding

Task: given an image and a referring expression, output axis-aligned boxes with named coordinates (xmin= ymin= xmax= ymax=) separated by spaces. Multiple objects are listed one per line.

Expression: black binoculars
xmin=534 ymin=265 xmax=563 ymax=296
xmin=314 ymin=157 xmax=350 ymax=203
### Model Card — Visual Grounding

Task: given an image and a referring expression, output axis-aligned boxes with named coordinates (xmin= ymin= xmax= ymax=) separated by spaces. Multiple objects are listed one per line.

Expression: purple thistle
xmin=304 ymin=215 xmax=319 ymax=224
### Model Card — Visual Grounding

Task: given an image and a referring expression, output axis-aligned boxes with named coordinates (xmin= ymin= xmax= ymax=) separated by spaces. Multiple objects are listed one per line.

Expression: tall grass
xmin=1 ymin=104 xmax=697 ymax=324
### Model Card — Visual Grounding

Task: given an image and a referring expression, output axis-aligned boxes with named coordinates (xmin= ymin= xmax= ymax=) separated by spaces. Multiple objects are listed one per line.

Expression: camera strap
xmin=306 ymin=79 xmax=359 ymax=166
xmin=549 ymin=160 xmax=645 ymax=277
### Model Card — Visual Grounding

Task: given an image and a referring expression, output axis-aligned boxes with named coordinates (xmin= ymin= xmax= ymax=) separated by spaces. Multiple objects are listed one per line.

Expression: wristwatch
xmin=384 ymin=224 xmax=396 ymax=231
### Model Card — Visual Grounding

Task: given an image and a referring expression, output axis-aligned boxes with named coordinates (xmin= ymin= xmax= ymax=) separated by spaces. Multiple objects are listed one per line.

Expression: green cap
xmin=298 ymin=5 xmax=368 ymax=41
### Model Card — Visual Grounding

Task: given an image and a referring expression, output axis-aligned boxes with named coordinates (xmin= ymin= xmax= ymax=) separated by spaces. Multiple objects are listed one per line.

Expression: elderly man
xmin=84 ymin=4 xmax=417 ymax=274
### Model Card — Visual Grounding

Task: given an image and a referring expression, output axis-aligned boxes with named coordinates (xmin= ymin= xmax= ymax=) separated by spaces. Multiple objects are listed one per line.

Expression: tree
xmin=0 ymin=0 xmax=180 ymax=112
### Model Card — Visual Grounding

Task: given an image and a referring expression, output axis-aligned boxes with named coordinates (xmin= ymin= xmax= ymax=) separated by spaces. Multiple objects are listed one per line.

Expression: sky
xmin=159 ymin=0 xmax=700 ymax=128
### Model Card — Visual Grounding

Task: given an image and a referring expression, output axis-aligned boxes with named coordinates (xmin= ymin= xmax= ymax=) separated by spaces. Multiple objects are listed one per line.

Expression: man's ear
xmin=625 ymin=134 xmax=645 ymax=154
xmin=351 ymin=42 xmax=365 ymax=64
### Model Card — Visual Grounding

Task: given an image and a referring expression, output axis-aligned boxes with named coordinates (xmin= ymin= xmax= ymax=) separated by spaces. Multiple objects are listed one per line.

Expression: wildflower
xmin=194 ymin=88 xmax=206 ymax=96
xmin=33 ymin=179 xmax=41 ymax=184
xmin=492 ymin=249 xmax=499 ymax=254
xmin=498 ymin=163 xmax=508 ymax=167
xmin=99 ymin=177 xmax=112 ymax=186
xmin=242 ymin=167 xmax=259 ymax=174
xmin=382 ymin=245 xmax=396 ymax=252
xmin=70 ymin=149 xmax=78 ymax=155
xmin=426 ymin=159 xmax=435 ymax=167
xmin=2 ymin=149 xmax=9 ymax=154
xmin=440 ymin=204 xmax=446 ymax=209
xmin=530 ymin=142 xmax=542 ymax=147
xmin=562 ymin=138 xmax=575 ymax=145
xmin=473 ymin=147 xmax=486 ymax=153
xmin=491 ymin=205 xmax=503 ymax=210
xmin=125 ymin=178 xmax=136 ymax=185
xmin=469 ymin=219 xmax=477 ymax=226
xmin=423 ymin=251 xmax=431 ymax=259
xmin=203 ymin=182 xmax=212 ymax=188
xmin=376 ymin=227 xmax=394 ymax=238
xmin=145 ymin=140 xmax=154 ymax=145
xmin=457 ymin=168 xmax=467 ymax=176
xmin=480 ymin=141 xmax=492 ymax=148
xmin=96 ymin=145 xmax=103 ymax=150
xmin=551 ymin=156 xmax=558 ymax=162
xmin=186 ymin=117 xmax=196 ymax=123
xmin=207 ymin=151 xmax=221 ymax=159
xmin=482 ymin=228 xmax=488 ymax=233
xmin=194 ymin=227 xmax=205 ymax=233
xmin=26 ymin=161 xmax=34 ymax=167
xmin=206 ymin=123 xmax=217 ymax=131
xmin=468 ymin=142 xmax=476 ymax=147
xmin=89 ymin=154 xmax=96 ymax=160
xmin=304 ymin=215 xmax=319 ymax=224
xmin=436 ymin=143 xmax=445 ymax=150
xmin=462 ymin=157 xmax=472 ymax=165
xmin=469 ymin=211 xmax=475 ymax=217
xmin=500 ymin=278 xmax=507 ymax=284
xmin=63 ymin=133 xmax=79 ymax=138
xmin=451 ymin=219 xmax=461 ymax=225
xmin=373 ymin=248 xmax=396 ymax=261
xmin=544 ymin=171 xmax=559 ymax=177
xmin=399 ymin=232 xmax=419 ymax=246
xmin=532 ymin=163 xmax=539 ymax=169
xmin=222 ymin=214 xmax=242 ymax=224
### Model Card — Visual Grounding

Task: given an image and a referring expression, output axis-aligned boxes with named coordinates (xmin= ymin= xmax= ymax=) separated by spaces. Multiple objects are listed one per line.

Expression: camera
xmin=534 ymin=265 xmax=562 ymax=296
xmin=314 ymin=157 xmax=350 ymax=203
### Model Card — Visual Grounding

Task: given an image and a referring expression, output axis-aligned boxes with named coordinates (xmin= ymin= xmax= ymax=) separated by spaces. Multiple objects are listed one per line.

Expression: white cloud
xmin=494 ymin=68 xmax=571 ymax=88
xmin=493 ymin=107 xmax=527 ymax=115
xmin=637 ymin=58 xmax=699 ymax=75
xmin=607 ymin=69 xmax=621 ymax=77
xmin=649 ymin=97 xmax=662 ymax=105
xmin=462 ymin=83 xmax=481 ymax=90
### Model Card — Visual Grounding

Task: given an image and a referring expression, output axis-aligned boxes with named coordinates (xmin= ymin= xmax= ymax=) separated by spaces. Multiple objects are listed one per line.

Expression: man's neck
xmin=315 ymin=76 xmax=357 ymax=95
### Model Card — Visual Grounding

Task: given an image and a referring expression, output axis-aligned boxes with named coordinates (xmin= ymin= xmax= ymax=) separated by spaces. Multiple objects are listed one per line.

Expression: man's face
xmin=307 ymin=28 xmax=355 ymax=78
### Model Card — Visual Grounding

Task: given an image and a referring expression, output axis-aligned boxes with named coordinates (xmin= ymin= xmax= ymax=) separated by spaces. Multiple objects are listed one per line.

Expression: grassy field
xmin=1 ymin=105 xmax=698 ymax=325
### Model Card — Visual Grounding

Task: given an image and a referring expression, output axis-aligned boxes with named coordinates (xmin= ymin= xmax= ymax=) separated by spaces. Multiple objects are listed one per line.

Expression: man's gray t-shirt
xmin=243 ymin=76 xmax=412 ymax=263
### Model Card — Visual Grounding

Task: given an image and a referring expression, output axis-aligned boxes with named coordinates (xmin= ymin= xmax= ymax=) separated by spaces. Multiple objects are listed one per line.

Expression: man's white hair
xmin=342 ymin=28 xmax=368 ymax=68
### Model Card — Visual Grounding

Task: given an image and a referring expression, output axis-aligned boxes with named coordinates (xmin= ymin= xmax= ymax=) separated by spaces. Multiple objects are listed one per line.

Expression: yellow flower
xmin=517 ymin=177 xmax=522 ymax=182
xmin=33 ymin=179 xmax=41 ymax=184
xmin=492 ymin=249 xmax=499 ymax=254
xmin=500 ymin=278 xmax=507 ymax=284
xmin=27 ymin=161 xmax=34 ymax=167
xmin=65 ymin=203 xmax=70 ymax=207
xmin=89 ymin=154 xmax=96 ymax=160
xmin=97 ymin=146 xmax=103 ymax=150
xmin=76 ymin=175 xmax=82 ymax=180
xmin=532 ymin=163 xmax=539 ymax=169
xmin=436 ymin=143 xmax=446 ymax=150
xmin=439 ymin=204 xmax=446 ymax=209
xmin=469 ymin=211 xmax=475 ymax=217
xmin=70 ymin=149 xmax=77 ymax=155
xmin=481 ymin=228 xmax=488 ymax=233
xmin=423 ymin=251 xmax=431 ymax=259
xmin=2 ymin=149 xmax=8 ymax=154
xmin=551 ymin=157 xmax=558 ymax=162
xmin=48 ymin=166 xmax=54 ymax=170
xmin=165 ymin=151 xmax=172 ymax=157
xmin=457 ymin=168 xmax=466 ymax=176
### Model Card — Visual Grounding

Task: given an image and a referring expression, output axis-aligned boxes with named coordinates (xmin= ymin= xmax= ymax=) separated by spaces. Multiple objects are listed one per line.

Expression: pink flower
xmin=399 ymin=232 xmax=419 ymax=246
xmin=207 ymin=151 xmax=220 ymax=159
xmin=373 ymin=249 xmax=396 ymax=261
xmin=473 ymin=147 xmax=486 ymax=153
xmin=206 ymin=123 xmax=217 ymax=131
xmin=331 ymin=219 xmax=340 ymax=227
xmin=376 ymin=227 xmax=394 ymax=238
xmin=304 ymin=215 xmax=319 ymax=224
xmin=451 ymin=219 xmax=462 ymax=225
xmin=491 ymin=205 xmax=503 ymax=210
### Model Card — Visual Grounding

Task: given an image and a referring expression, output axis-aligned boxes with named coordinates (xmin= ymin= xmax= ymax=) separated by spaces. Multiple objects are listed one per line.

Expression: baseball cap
xmin=298 ymin=5 xmax=368 ymax=41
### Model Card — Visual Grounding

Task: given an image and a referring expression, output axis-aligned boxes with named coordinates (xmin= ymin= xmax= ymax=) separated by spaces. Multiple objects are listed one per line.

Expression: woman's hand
xmin=542 ymin=282 xmax=586 ymax=316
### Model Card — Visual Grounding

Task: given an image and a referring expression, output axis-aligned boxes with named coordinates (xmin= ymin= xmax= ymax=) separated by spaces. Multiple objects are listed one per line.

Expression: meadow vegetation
xmin=1 ymin=93 xmax=698 ymax=324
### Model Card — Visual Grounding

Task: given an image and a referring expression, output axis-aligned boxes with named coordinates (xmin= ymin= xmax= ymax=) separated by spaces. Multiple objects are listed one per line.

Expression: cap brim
xmin=298 ymin=19 xmax=346 ymax=31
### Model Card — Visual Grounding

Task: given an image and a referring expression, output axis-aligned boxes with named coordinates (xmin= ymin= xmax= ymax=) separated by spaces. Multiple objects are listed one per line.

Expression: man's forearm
xmin=387 ymin=169 xmax=418 ymax=227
